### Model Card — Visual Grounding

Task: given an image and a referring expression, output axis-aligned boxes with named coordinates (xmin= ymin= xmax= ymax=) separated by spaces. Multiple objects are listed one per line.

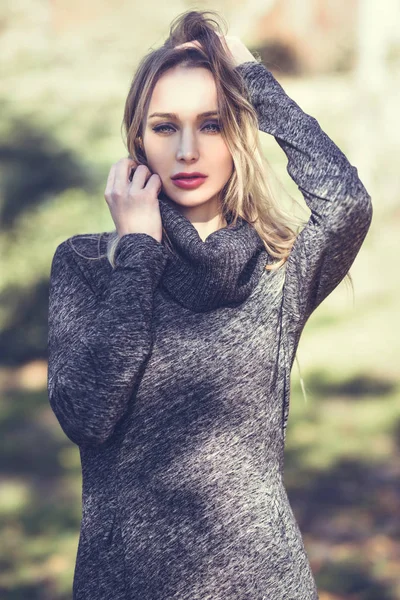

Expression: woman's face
xmin=142 ymin=66 xmax=234 ymax=212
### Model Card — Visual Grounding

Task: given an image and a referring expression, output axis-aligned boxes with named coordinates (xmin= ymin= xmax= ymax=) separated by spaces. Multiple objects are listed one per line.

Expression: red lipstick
xmin=171 ymin=172 xmax=208 ymax=190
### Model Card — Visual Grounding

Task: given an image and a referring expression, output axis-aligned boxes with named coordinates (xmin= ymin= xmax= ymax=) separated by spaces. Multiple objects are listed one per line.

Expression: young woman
xmin=47 ymin=10 xmax=373 ymax=600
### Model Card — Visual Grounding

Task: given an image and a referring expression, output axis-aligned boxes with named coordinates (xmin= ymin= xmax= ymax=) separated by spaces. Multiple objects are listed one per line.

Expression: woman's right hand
xmin=104 ymin=157 xmax=163 ymax=243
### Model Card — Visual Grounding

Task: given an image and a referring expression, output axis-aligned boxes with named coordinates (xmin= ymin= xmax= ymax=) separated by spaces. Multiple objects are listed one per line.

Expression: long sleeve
xmin=234 ymin=61 xmax=373 ymax=325
xmin=47 ymin=233 xmax=168 ymax=447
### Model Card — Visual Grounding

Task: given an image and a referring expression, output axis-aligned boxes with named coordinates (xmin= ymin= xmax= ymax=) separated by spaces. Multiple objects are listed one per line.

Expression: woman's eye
xmin=153 ymin=122 xmax=221 ymax=134
xmin=203 ymin=122 xmax=221 ymax=132
xmin=152 ymin=125 xmax=176 ymax=134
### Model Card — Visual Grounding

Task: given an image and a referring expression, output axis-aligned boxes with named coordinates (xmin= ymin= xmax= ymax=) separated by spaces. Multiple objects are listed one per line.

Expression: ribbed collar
xmin=157 ymin=194 xmax=268 ymax=312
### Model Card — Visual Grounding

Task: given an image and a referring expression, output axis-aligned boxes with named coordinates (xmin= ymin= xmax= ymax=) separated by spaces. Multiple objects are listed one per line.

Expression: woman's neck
xmin=162 ymin=194 xmax=228 ymax=242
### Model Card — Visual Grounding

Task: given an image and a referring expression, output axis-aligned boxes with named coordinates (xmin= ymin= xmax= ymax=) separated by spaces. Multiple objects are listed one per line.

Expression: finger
xmin=104 ymin=164 xmax=116 ymax=198
xmin=129 ymin=164 xmax=153 ymax=192
xmin=217 ymin=34 xmax=230 ymax=54
xmin=145 ymin=173 xmax=162 ymax=194
xmin=175 ymin=40 xmax=202 ymax=51
xmin=114 ymin=158 xmax=139 ymax=191
xmin=126 ymin=155 xmax=139 ymax=182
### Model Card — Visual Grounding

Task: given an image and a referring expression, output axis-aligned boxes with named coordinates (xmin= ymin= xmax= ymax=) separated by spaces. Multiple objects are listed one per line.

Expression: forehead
xmin=147 ymin=66 xmax=218 ymax=117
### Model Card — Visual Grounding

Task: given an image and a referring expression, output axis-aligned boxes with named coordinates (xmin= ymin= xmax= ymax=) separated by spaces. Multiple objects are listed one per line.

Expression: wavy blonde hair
xmin=100 ymin=8 xmax=309 ymax=270
xmin=70 ymin=8 xmax=354 ymax=405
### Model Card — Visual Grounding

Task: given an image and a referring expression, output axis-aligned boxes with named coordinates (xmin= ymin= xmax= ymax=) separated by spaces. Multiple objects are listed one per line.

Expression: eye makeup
xmin=152 ymin=121 xmax=221 ymax=134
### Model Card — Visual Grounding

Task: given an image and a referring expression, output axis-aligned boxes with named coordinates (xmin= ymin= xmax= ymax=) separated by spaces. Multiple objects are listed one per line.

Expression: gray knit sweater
xmin=47 ymin=61 xmax=373 ymax=599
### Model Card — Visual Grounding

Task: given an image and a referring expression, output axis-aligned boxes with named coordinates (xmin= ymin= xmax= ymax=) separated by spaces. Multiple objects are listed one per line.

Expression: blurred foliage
xmin=0 ymin=1 xmax=399 ymax=599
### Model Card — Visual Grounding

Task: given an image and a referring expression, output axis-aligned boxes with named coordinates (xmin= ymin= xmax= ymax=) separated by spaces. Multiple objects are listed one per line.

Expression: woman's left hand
xmin=175 ymin=34 xmax=258 ymax=68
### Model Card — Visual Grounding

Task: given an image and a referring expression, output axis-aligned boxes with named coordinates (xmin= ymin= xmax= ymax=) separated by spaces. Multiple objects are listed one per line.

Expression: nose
xmin=176 ymin=131 xmax=200 ymax=162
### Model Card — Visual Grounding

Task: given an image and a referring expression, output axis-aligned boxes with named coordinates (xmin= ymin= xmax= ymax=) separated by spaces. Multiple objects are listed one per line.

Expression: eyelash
xmin=152 ymin=122 xmax=221 ymax=134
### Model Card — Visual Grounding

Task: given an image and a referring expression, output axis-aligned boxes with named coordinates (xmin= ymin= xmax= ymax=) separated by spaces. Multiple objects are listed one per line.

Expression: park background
xmin=1 ymin=0 xmax=399 ymax=598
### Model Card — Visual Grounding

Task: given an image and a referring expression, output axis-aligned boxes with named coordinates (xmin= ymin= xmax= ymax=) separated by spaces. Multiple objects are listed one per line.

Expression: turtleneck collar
xmin=157 ymin=194 xmax=268 ymax=312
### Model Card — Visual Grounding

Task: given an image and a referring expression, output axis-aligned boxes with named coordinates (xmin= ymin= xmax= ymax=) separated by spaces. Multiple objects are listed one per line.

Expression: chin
xmin=161 ymin=188 xmax=220 ymax=208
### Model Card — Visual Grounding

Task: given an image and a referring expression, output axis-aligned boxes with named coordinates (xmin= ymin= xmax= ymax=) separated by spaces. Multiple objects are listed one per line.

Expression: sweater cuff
xmin=114 ymin=233 xmax=169 ymax=281
xmin=235 ymin=61 xmax=289 ymax=99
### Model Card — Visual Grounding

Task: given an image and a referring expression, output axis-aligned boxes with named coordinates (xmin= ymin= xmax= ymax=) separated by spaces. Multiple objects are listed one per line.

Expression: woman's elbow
xmin=48 ymin=384 xmax=118 ymax=447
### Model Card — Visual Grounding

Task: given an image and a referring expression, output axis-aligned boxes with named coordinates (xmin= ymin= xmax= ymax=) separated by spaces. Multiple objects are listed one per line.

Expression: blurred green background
xmin=1 ymin=1 xmax=399 ymax=598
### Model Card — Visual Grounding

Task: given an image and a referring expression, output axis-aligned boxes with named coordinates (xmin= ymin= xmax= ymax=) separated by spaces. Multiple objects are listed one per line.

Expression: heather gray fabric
xmin=47 ymin=60 xmax=373 ymax=599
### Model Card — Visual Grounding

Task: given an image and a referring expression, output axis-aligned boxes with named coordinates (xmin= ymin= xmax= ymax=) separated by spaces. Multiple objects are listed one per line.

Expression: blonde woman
xmin=47 ymin=9 xmax=372 ymax=600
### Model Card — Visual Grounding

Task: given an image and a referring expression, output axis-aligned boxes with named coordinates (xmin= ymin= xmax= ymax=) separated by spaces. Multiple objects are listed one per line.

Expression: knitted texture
xmin=157 ymin=194 xmax=269 ymax=311
xmin=47 ymin=60 xmax=373 ymax=599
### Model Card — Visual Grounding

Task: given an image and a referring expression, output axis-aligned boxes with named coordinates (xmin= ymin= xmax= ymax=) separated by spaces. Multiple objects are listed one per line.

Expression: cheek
xmin=218 ymin=150 xmax=234 ymax=177
xmin=209 ymin=141 xmax=233 ymax=168
xmin=145 ymin=148 xmax=170 ymax=174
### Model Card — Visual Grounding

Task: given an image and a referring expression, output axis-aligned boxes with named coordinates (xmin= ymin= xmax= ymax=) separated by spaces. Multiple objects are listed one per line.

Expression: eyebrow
xmin=148 ymin=111 xmax=219 ymax=120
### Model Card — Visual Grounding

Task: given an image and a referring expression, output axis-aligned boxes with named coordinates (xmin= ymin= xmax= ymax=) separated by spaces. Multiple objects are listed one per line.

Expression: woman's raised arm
xmin=235 ymin=61 xmax=373 ymax=325
xmin=47 ymin=233 xmax=168 ymax=447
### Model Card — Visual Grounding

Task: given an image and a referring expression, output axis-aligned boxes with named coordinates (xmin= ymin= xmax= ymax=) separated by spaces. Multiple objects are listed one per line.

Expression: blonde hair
xmin=69 ymin=9 xmax=354 ymax=408
xmin=108 ymin=8 xmax=305 ymax=270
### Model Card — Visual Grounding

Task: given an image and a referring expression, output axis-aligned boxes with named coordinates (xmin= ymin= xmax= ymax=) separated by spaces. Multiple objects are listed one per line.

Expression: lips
xmin=171 ymin=172 xmax=207 ymax=179
xmin=171 ymin=176 xmax=207 ymax=190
